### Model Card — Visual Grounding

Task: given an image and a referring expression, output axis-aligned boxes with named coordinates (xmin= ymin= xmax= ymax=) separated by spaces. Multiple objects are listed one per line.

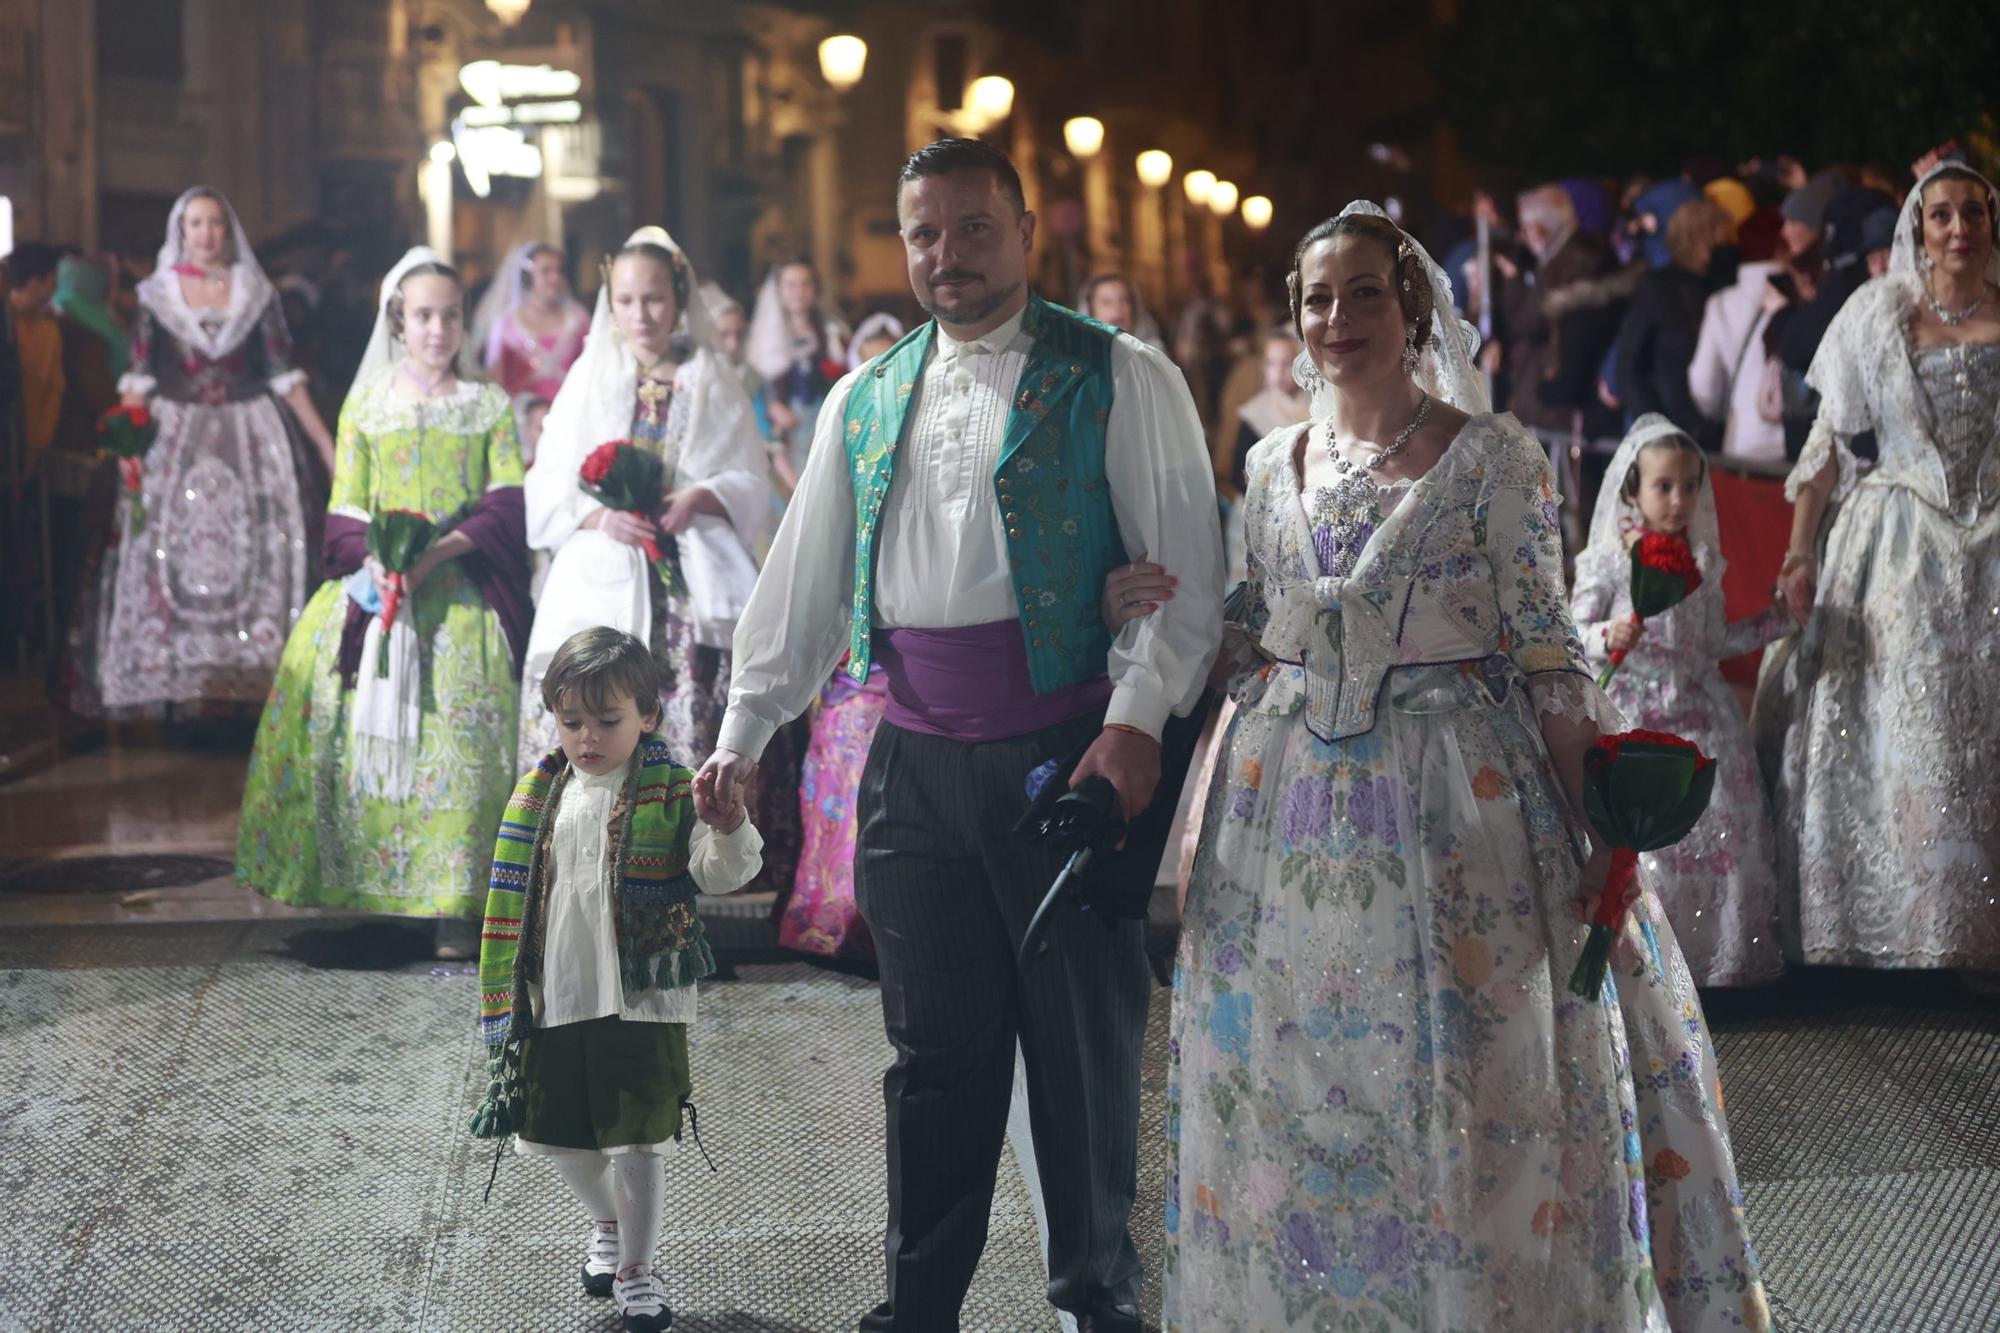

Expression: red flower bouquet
xmin=1569 ymin=728 xmax=1717 ymax=997
xmin=365 ymin=509 xmax=438 ymax=677
xmin=579 ymin=441 xmax=683 ymax=595
xmin=95 ymin=404 xmax=158 ymax=532
xmin=1597 ymin=531 xmax=1702 ymax=689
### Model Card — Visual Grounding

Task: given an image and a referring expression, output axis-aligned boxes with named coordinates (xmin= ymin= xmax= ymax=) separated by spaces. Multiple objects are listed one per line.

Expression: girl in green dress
xmin=237 ymin=247 xmax=532 ymax=931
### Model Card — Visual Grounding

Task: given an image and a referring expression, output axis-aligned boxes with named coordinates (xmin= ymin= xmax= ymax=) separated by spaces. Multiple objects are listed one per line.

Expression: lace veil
xmin=353 ymin=245 xmax=456 ymax=390
xmin=1581 ymin=412 xmax=1726 ymax=594
xmin=1291 ymin=200 xmax=1490 ymax=419
xmin=133 ymin=186 xmax=278 ymax=364
xmin=745 ymin=262 xmax=848 ymax=382
xmin=1889 ymin=161 xmax=2000 ymax=296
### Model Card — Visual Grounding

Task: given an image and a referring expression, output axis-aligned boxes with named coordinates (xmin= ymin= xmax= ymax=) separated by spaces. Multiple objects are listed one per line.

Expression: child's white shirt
xmin=531 ymin=755 xmax=763 ymax=1029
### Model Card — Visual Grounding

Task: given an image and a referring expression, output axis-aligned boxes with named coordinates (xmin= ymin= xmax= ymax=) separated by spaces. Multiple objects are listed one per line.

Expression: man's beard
xmin=919 ymin=276 xmax=1022 ymax=327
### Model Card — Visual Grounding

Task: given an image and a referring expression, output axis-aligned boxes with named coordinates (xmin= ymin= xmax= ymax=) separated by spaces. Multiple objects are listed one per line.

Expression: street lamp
xmin=1183 ymin=169 xmax=1215 ymax=206
xmin=1063 ymin=116 xmax=1104 ymax=159
xmin=1135 ymin=150 xmax=1173 ymax=188
xmin=1241 ymin=194 xmax=1273 ymax=231
xmin=1207 ymin=179 xmax=1240 ymax=217
xmin=968 ymin=75 xmax=1015 ymax=124
xmin=818 ymin=35 xmax=867 ymax=92
xmin=485 ymin=0 xmax=531 ymax=24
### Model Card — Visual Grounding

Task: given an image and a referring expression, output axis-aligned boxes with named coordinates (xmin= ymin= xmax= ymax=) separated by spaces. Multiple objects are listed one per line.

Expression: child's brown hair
xmin=540 ymin=627 xmax=662 ymax=720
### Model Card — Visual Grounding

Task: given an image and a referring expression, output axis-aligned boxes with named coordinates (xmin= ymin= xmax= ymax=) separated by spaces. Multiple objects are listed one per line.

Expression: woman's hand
xmin=1777 ymin=554 xmax=1817 ymax=623
xmin=1100 ymin=561 xmax=1177 ymax=630
xmin=767 ymin=399 xmax=800 ymax=436
xmin=658 ymin=486 xmax=723 ymax=536
xmin=1605 ymin=618 xmax=1643 ymax=654
xmin=587 ymin=508 xmax=659 ymax=547
xmin=1573 ymin=845 xmax=1615 ymax=924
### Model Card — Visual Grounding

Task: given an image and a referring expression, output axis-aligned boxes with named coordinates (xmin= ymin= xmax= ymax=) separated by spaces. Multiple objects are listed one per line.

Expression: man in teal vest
xmin=700 ymin=139 xmax=1222 ymax=1331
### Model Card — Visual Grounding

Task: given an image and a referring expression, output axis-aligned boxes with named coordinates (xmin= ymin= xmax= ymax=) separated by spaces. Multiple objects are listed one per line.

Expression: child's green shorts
xmin=517 ymin=1015 xmax=690 ymax=1152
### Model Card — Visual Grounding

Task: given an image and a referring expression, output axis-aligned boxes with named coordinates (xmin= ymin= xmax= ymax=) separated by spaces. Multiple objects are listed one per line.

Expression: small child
xmin=472 ymin=626 xmax=761 ymax=1332
xmin=1571 ymin=413 xmax=1799 ymax=987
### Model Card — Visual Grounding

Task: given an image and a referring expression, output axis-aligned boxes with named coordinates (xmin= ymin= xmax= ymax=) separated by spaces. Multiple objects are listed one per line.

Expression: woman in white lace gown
xmin=1167 ymin=206 xmax=1767 ymax=1332
xmin=78 ymin=186 xmax=336 ymax=717
xmin=1572 ymin=416 xmax=1795 ymax=987
xmin=1764 ymin=162 xmax=2000 ymax=970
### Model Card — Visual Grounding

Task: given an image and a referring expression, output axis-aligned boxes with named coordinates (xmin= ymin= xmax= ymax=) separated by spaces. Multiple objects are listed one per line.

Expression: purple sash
xmin=873 ymin=620 xmax=1111 ymax=743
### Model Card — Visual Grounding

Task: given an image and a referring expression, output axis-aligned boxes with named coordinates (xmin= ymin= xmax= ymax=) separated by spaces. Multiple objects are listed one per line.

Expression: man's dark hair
xmin=897 ymin=138 xmax=1026 ymax=215
xmin=6 ymin=242 xmax=62 ymax=285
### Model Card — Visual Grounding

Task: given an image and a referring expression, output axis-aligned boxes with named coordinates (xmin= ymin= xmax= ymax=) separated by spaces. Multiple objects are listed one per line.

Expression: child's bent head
xmin=541 ymin=628 xmax=663 ymax=777
xmin=1620 ymin=431 xmax=1706 ymax=536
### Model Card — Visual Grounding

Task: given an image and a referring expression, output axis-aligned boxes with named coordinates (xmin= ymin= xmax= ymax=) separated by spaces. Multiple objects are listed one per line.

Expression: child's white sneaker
xmin=614 ymin=1266 xmax=673 ymax=1332
xmin=580 ymin=1220 xmax=618 ymax=1298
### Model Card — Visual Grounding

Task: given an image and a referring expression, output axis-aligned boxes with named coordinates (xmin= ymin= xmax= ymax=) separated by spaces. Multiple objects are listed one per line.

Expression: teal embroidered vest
xmin=842 ymin=294 xmax=1122 ymax=692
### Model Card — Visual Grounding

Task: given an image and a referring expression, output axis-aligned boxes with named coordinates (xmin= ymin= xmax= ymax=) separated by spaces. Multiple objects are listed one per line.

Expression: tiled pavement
xmin=2 ymin=916 xmax=1996 ymax=1332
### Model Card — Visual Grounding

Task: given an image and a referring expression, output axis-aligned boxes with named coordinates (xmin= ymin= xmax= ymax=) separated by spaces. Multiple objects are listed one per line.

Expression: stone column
xmin=36 ymin=0 xmax=98 ymax=248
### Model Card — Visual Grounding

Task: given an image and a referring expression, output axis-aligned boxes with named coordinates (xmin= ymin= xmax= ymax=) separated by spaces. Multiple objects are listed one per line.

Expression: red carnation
xmin=577 ymin=440 xmax=682 ymax=595
xmin=1598 ymin=530 xmax=1703 ymax=689
xmin=579 ymin=441 xmax=622 ymax=488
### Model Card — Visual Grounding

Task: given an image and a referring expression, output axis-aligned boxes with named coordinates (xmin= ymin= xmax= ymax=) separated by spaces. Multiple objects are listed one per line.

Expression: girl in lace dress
xmin=521 ymin=228 xmax=800 ymax=893
xmin=1764 ymin=162 xmax=2000 ymax=972
xmin=1167 ymin=207 xmax=1767 ymax=1332
xmin=76 ymin=186 xmax=337 ymax=717
xmin=1572 ymin=415 xmax=1796 ymax=986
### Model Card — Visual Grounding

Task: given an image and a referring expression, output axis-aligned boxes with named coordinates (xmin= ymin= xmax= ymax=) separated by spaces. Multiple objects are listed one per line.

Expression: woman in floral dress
xmin=236 ymin=248 xmax=530 ymax=920
xmin=1166 ymin=205 xmax=1767 ymax=1332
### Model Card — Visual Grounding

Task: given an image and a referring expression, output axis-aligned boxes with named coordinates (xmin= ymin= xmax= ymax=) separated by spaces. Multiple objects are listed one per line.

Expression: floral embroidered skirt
xmin=777 ymin=666 xmax=887 ymax=960
xmin=236 ymin=565 xmax=521 ymax=916
xmin=1168 ymin=661 xmax=1768 ymax=1332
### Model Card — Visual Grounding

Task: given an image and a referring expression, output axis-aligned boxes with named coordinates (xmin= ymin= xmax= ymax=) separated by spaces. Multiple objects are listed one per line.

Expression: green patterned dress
xmin=237 ymin=376 xmax=526 ymax=916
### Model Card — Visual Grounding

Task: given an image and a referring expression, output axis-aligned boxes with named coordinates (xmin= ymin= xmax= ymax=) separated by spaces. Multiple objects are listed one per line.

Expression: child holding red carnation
xmin=1571 ymin=413 xmax=1801 ymax=986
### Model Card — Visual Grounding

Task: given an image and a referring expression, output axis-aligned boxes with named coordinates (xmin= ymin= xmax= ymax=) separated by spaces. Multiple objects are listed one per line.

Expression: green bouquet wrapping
xmin=579 ymin=440 xmax=684 ymax=596
xmin=1569 ymin=728 xmax=1716 ymax=998
xmin=1597 ymin=530 xmax=1702 ymax=689
xmin=365 ymin=508 xmax=438 ymax=678
xmin=96 ymin=403 xmax=158 ymax=533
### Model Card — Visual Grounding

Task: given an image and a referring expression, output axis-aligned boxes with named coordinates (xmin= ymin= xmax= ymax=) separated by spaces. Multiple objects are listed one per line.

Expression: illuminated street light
xmin=1063 ymin=116 xmax=1104 ymax=159
xmin=1208 ymin=179 xmax=1240 ymax=217
xmin=1183 ymin=169 xmax=1215 ymax=206
xmin=818 ymin=35 xmax=867 ymax=92
xmin=968 ymin=75 xmax=1015 ymax=123
xmin=429 ymin=141 xmax=456 ymax=165
xmin=1135 ymin=150 xmax=1173 ymax=189
xmin=1241 ymin=194 xmax=1273 ymax=230
xmin=486 ymin=0 xmax=530 ymax=25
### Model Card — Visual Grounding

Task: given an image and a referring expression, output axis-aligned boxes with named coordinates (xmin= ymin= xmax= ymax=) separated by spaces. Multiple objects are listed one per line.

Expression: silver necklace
xmin=1327 ymin=391 xmax=1432 ymax=472
xmin=1926 ymin=287 xmax=1985 ymax=327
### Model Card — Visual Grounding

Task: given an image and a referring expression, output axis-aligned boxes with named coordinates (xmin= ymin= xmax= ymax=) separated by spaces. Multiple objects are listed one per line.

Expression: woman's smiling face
xmin=1297 ymin=233 xmax=1413 ymax=391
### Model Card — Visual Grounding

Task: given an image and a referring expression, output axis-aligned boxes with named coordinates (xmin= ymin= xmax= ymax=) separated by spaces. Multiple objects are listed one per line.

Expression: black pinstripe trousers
xmin=851 ymin=712 xmax=1150 ymax=1332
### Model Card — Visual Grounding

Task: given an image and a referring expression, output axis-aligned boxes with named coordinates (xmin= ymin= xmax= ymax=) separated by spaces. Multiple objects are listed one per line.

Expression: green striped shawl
xmin=469 ymin=738 xmax=716 ymax=1138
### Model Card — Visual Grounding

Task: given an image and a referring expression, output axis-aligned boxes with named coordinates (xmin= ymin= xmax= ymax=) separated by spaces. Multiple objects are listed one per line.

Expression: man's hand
xmin=694 ymin=747 xmax=757 ymax=830
xmin=1069 ymin=726 xmax=1161 ymax=825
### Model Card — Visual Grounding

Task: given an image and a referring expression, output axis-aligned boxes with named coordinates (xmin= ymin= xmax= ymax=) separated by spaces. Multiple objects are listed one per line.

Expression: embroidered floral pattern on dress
xmin=1168 ymin=413 xmax=1766 ymax=1332
xmin=1763 ymin=283 xmax=2000 ymax=968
